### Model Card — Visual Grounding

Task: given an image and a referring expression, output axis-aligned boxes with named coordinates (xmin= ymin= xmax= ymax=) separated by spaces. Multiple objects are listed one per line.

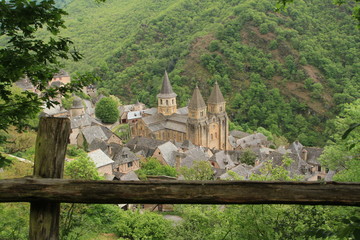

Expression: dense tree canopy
xmin=95 ymin=96 xmax=119 ymax=123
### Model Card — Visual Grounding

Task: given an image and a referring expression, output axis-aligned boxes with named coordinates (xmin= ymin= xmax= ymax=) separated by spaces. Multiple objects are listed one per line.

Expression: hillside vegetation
xmin=59 ymin=0 xmax=360 ymax=146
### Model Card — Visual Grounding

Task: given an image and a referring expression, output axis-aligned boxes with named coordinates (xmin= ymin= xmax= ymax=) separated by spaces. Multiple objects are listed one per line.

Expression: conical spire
xmin=157 ymin=71 xmax=177 ymax=98
xmin=208 ymin=81 xmax=225 ymax=104
xmin=188 ymin=85 xmax=206 ymax=109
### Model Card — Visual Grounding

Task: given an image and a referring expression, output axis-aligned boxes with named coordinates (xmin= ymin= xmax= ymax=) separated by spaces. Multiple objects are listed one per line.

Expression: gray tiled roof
xmin=157 ymin=71 xmax=177 ymax=98
xmin=113 ymin=146 xmax=139 ymax=165
xmin=82 ymin=125 xmax=109 ymax=144
xmin=88 ymin=149 xmax=114 ymax=168
xmin=126 ymin=137 xmax=166 ymax=157
xmin=181 ymin=148 xmax=209 ymax=168
xmin=188 ymin=86 xmax=206 ymax=109
xmin=143 ymin=108 xmax=157 ymax=115
xmin=70 ymin=114 xmax=92 ymax=129
xmin=164 ymin=121 xmax=187 ymax=133
xmin=210 ymin=151 xmax=235 ymax=169
xmin=208 ymin=82 xmax=225 ymax=104
xmin=181 ymin=140 xmax=195 ymax=150
xmin=120 ymin=171 xmax=139 ymax=181
xmin=88 ymin=138 xmax=108 ymax=152
xmin=230 ymin=130 xmax=250 ymax=139
xmin=42 ymin=104 xmax=68 ymax=116
xmin=168 ymin=114 xmax=188 ymax=123
xmin=15 ymin=77 xmax=34 ymax=91
xmin=83 ymin=100 xmax=95 ymax=116
xmin=176 ymin=107 xmax=188 ymax=115
xmin=303 ymin=147 xmax=323 ymax=165
xmin=219 ymin=164 xmax=251 ymax=180
xmin=142 ymin=114 xmax=165 ymax=125
xmin=236 ymin=133 xmax=268 ymax=149
xmin=157 ymin=141 xmax=178 ymax=167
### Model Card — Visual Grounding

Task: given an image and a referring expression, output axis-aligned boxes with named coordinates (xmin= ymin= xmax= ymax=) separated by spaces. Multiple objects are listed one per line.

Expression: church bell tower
xmin=157 ymin=71 xmax=177 ymax=116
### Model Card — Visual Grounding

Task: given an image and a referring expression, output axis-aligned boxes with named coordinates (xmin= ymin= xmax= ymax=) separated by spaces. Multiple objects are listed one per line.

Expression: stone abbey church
xmin=131 ymin=71 xmax=230 ymax=150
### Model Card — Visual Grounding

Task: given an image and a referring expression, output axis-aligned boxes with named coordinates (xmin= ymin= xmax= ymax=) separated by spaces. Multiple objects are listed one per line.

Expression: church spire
xmin=157 ymin=71 xmax=177 ymax=116
xmin=188 ymin=85 xmax=206 ymax=110
xmin=157 ymin=70 xmax=177 ymax=98
xmin=208 ymin=81 xmax=225 ymax=104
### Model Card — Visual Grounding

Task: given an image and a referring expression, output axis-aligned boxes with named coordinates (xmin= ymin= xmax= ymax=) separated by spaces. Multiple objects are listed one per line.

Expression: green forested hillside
xmin=59 ymin=0 xmax=360 ymax=146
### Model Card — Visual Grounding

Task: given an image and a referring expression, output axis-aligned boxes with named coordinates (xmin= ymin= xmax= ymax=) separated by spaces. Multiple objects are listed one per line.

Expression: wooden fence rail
xmin=0 ymin=178 xmax=360 ymax=206
xmin=2 ymin=117 xmax=359 ymax=240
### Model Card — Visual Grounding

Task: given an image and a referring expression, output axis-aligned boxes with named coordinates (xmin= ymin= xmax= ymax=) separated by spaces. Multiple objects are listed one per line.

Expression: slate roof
xmin=143 ymin=108 xmax=157 ymax=116
xmin=219 ymin=164 xmax=251 ymax=180
xmin=208 ymin=82 xmax=225 ymax=104
xmin=228 ymin=135 xmax=237 ymax=148
xmin=42 ymin=104 xmax=68 ymax=117
xmin=126 ymin=136 xmax=166 ymax=157
xmin=88 ymin=138 xmax=108 ymax=152
xmin=113 ymin=146 xmax=139 ymax=165
xmin=210 ymin=151 xmax=235 ymax=169
xmin=157 ymin=71 xmax=177 ymax=98
xmin=303 ymin=147 xmax=323 ymax=165
xmin=176 ymin=107 xmax=188 ymax=115
xmin=164 ymin=120 xmax=187 ymax=133
xmin=142 ymin=113 xmax=188 ymax=133
xmin=181 ymin=147 xmax=209 ymax=168
xmin=181 ymin=140 xmax=195 ymax=150
xmin=120 ymin=171 xmax=140 ymax=181
xmin=230 ymin=130 xmax=250 ymax=139
xmin=70 ymin=114 xmax=92 ymax=129
xmin=81 ymin=125 xmax=110 ymax=144
xmin=188 ymin=86 xmax=206 ymax=109
xmin=83 ymin=100 xmax=95 ymax=116
xmin=157 ymin=141 xmax=178 ymax=167
xmin=88 ymin=149 xmax=114 ymax=168
xmin=15 ymin=77 xmax=35 ymax=91
xmin=236 ymin=133 xmax=268 ymax=149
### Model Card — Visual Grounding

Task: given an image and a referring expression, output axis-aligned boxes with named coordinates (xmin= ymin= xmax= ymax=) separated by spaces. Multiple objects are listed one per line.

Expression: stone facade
xmin=131 ymin=71 xmax=231 ymax=150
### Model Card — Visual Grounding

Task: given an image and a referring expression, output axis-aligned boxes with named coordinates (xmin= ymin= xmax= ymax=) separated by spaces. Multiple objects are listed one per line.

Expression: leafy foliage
xmin=55 ymin=0 xmax=359 ymax=146
xmin=135 ymin=157 xmax=178 ymax=179
xmin=319 ymin=99 xmax=360 ymax=181
xmin=95 ymin=96 xmax=119 ymax=124
xmin=65 ymin=149 xmax=101 ymax=180
xmin=179 ymin=161 xmax=214 ymax=180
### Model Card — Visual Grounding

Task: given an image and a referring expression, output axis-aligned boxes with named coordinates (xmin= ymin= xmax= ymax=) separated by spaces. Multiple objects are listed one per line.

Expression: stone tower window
xmin=172 ymin=99 xmax=174 ymax=104
xmin=166 ymin=100 xmax=168 ymax=105
xmin=161 ymin=99 xmax=163 ymax=105
xmin=211 ymin=134 xmax=213 ymax=140
xmin=215 ymin=132 xmax=217 ymax=138
xmin=200 ymin=111 xmax=203 ymax=117
xmin=220 ymin=106 xmax=223 ymax=111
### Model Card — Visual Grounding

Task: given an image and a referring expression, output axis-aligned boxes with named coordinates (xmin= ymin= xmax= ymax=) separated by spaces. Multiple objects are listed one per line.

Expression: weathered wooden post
xmin=30 ymin=117 xmax=71 ymax=240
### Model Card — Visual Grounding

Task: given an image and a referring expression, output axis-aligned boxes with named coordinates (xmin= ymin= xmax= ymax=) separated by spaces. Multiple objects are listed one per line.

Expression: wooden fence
xmin=0 ymin=117 xmax=359 ymax=240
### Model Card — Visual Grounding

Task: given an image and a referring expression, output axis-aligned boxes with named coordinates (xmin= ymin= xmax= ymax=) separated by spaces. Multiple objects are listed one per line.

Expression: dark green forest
xmin=55 ymin=0 xmax=360 ymax=146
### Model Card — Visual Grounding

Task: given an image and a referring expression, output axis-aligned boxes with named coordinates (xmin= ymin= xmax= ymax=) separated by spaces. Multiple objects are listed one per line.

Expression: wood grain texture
xmin=29 ymin=117 xmax=71 ymax=240
xmin=1 ymin=178 xmax=359 ymax=206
